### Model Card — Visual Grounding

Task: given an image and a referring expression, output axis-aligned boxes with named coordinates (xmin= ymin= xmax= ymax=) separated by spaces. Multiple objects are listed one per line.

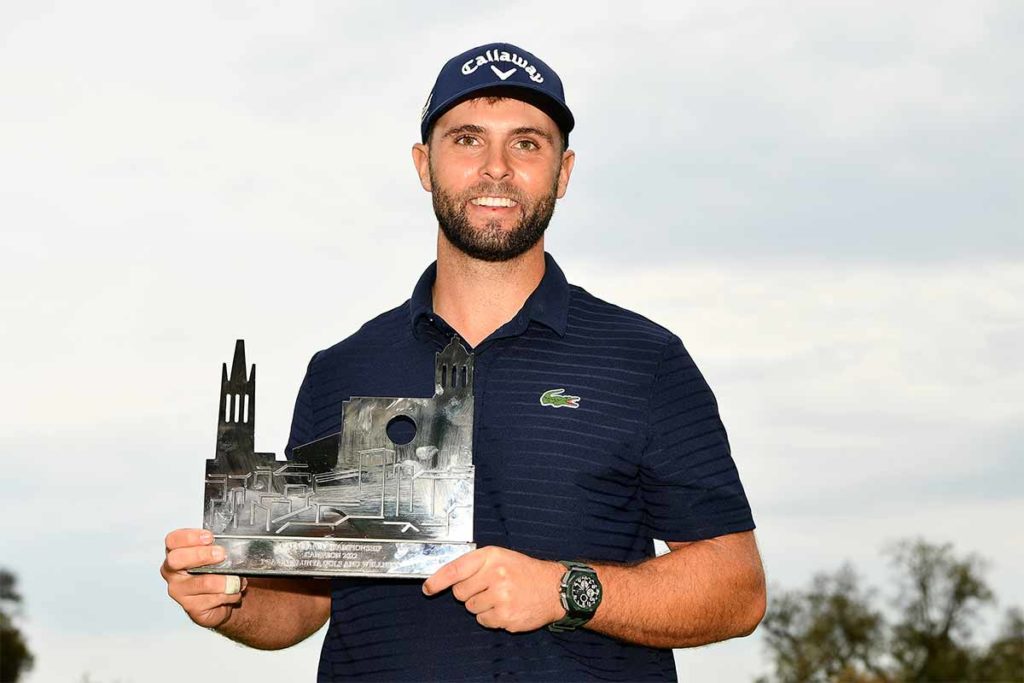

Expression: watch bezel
xmin=565 ymin=571 xmax=602 ymax=612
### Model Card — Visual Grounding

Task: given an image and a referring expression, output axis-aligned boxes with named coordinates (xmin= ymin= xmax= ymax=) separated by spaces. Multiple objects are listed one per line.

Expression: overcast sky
xmin=1 ymin=2 xmax=1021 ymax=681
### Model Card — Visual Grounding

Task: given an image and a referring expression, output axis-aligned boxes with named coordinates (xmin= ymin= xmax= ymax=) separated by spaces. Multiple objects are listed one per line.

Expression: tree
xmin=886 ymin=539 xmax=993 ymax=682
xmin=757 ymin=565 xmax=888 ymax=683
xmin=0 ymin=568 xmax=34 ymax=683
xmin=972 ymin=607 xmax=1024 ymax=682
xmin=758 ymin=539 xmax=1022 ymax=683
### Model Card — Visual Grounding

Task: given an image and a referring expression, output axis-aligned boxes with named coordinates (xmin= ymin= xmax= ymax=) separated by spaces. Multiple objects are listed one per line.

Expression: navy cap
xmin=420 ymin=43 xmax=575 ymax=145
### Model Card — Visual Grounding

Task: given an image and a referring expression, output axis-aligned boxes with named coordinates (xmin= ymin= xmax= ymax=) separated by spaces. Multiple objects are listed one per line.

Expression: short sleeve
xmin=640 ymin=335 xmax=755 ymax=541
xmin=284 ymin=352 xmax=320 ymax=459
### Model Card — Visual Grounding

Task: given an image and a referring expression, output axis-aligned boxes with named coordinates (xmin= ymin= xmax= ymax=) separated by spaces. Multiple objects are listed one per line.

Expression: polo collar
xmin=410 ymin=252 xmax=570 ymax=342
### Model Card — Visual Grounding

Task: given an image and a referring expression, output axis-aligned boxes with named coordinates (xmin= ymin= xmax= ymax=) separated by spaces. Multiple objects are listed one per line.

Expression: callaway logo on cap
xmin=419 ymin=42 xmax=574 ymax=144
xmin=460 ymin=47 xmax=545 ymax=83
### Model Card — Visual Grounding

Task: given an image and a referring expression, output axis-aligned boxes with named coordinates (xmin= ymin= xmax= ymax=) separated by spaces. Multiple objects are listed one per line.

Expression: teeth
xmin=471 ymin=196 xmax=517 ymax=207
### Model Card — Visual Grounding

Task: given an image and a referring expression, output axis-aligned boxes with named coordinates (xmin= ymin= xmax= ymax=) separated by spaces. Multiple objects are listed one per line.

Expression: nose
xmin=481 ymin=143 xmax=512 ymax=182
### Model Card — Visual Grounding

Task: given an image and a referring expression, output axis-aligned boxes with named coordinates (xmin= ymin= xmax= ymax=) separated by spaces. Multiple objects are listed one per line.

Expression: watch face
xmin=568 ymin=573 xmax=602 ymax=611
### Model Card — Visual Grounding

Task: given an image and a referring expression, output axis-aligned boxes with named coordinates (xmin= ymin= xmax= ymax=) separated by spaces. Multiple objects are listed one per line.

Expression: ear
xmin=555 ymin=148 xmax=576 ymax=199
xmin=411 ymin=143 xmax=432 ymax=192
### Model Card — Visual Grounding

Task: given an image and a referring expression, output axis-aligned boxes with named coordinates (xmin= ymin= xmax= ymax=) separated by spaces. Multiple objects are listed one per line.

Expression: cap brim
xmin=422 ymin=82 xmax=574 ymax=144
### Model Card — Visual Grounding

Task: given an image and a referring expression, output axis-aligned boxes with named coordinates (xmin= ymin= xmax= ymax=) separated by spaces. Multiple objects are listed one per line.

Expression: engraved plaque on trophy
xmin=190 ymin=338 xmax=476 ymax=578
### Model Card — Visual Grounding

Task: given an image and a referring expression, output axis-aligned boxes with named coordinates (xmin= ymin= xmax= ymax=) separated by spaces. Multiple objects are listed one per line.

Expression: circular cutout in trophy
xmin=386 ymin=414 xmax=417 ymax=445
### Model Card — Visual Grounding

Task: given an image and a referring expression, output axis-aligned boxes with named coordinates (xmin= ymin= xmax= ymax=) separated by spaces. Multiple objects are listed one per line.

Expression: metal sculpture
xmin=191 ymin=338 xmax=475 ymax=578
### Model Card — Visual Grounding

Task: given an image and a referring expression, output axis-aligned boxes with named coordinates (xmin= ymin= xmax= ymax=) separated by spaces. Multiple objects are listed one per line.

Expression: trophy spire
xmin=216 ymin=339 xmax=256 ymax=464
xmin=435 ymin=335 xmax=473 ymax=396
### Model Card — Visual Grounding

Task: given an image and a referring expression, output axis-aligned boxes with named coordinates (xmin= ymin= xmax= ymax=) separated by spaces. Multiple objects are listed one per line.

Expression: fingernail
xmin=199 ymin=530 xmax=213 ymax=543
xmin=211 ymin=546 xmax=226 ymax=561
xmin=241 ymin=578 xmax=248 ymax=591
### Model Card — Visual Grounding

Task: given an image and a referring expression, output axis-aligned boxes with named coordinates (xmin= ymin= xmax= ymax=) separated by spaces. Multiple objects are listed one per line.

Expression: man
xmin=162 ymin=42 xmax=765 ymax=680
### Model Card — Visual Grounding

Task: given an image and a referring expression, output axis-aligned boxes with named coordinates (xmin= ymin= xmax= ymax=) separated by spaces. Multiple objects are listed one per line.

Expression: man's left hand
xmin=423 ymin=547 xmax=565 ymax=632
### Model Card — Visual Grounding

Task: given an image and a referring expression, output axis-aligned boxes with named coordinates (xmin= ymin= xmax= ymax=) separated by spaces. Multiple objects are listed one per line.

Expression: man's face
xmin=412 ymin=97 xmax=575 ymax=262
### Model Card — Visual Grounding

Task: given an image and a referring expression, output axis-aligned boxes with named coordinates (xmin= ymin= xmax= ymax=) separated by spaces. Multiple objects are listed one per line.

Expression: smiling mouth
xmin=470 ymin=196 xmax=518 ymax=208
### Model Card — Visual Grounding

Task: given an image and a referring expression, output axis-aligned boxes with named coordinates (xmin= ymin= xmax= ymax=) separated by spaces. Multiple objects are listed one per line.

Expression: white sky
xmin=1 ymin=2 xmax=1021 ymax=681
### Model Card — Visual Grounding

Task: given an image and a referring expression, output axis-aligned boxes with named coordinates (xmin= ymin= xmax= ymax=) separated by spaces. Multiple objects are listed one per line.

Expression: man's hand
xmin=161 ymin=528 xmax=246 ymax=629
xmin=423 ymin=547 xmax=565 ymax=633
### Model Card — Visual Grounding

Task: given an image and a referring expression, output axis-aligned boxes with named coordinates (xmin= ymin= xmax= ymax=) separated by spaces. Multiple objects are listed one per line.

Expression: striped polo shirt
xmin=286 ymin=252 xmax=755 ymax=681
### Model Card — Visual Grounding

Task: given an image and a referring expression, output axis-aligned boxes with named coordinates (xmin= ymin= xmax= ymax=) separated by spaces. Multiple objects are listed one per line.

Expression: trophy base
xmin=189 ymin=536 xmax=476 ymax=579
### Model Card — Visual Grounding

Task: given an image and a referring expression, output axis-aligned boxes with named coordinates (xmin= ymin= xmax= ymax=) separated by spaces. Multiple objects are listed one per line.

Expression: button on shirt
xmin=286 ymin=253 xmax=755 ymax=681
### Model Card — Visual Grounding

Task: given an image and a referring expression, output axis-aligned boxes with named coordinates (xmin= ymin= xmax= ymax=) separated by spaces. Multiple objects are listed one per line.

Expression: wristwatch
xmin=548 ymin=561 xmax=603 ymax=632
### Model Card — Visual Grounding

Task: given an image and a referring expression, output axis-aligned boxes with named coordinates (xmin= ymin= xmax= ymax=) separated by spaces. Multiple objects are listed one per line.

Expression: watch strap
xmin=547 ymin=613 xmax=591 ymax=633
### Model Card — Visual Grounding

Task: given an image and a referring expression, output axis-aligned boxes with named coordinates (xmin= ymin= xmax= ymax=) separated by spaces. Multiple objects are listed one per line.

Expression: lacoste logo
xmin=490 ymin=65 xmax=517 ymax=80
xmin=540 ymin=388 xmax=580 ymax=409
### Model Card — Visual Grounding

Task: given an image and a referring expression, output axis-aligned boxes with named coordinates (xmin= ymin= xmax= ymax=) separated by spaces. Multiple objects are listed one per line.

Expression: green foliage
xmin=0 ymin=568 xmax=34 ymax=683
xmin=885 ymin=539 xmax=994 ymax=681
xmin=758 ymin=539 xmax=1023 ymax=683
xmin=758 ymin=565 xmax=888 ymax=683
xmin=972 ymin=608 xmax=1024 ymax=683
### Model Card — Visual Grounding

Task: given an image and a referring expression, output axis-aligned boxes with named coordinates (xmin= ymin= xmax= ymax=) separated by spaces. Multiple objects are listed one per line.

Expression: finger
xmin=174 ymin=574 xmax=247 ymax=597
xmin=476 ymin=609 xmax=501 ymax=629
xmin=451 ymin=572 xmax=492 ymax=603
xmin=423 ymin=548 xmax=488 ymax=595
xmin=464 ymin=589 xmax=495 ymax=615
xmin=165 ymin=544 xmax=227 ymax=572
xmin=182 ymin=590 xmax=245 ymax=615
xmin=165 ymin=528 xmax=213 ymax=553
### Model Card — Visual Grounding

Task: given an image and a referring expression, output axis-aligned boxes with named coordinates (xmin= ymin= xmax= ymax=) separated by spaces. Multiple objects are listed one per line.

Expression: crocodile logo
xmin=540 ymin=388 xmax=580 ymax=409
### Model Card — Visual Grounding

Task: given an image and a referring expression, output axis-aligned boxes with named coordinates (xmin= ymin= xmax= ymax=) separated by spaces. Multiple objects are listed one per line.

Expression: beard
xmin=430 ymin=167 xmax=558 ymax=263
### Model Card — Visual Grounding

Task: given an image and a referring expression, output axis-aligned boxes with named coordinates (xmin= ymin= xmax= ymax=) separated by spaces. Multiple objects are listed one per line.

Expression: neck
xmin=432 ymin=232 xmax=546 ymax=348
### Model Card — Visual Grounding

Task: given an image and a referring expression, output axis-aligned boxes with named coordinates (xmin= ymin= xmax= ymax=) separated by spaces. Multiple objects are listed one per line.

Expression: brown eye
xmin=455 ymin=135 xmax=480 ymax=146
xmin=514 ymin=139 xmax=539 ymax=151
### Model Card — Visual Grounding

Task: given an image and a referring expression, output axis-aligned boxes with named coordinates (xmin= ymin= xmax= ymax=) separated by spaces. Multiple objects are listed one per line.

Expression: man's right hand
xmin=161 ymin=528 xmax=246 ymax=629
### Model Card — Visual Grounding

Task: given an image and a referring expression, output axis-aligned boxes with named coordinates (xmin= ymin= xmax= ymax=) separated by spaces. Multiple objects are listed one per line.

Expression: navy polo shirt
xmin=286 ymin=253 xmax=754 ymax=682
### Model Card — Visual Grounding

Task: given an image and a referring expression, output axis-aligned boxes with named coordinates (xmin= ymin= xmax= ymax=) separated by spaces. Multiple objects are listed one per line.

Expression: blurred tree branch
xmin=757 ymin=539 xmax=1023 ymax=683
xmin=0 ymin=568 xmax=34 ymax=683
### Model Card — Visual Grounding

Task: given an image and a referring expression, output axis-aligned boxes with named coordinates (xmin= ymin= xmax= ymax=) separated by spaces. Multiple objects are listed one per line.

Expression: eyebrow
xmin=439 ymin=124 xmax=555 ymax=145
xmin=440 ymin=124 xmax=486 ymax=140
xmin=509 ymin=127 xmax=555 ymax=145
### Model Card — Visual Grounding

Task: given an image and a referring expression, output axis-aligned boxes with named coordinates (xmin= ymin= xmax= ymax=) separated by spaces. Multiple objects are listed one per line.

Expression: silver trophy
xmin=190 ymin=338 xmax=476 ymax=578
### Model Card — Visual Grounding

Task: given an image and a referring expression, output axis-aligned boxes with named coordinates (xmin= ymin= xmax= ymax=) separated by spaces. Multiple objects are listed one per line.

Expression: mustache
xmin=460 ymin=183 xmax=524 ymax=202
